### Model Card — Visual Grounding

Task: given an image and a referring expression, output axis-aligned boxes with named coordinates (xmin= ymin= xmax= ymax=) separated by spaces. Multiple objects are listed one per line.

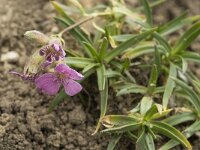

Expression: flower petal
xmin=63 ymin=79 xmax=82 ymax=96
xmin=9 ymin=71 xmax=36 ymax=81
xmin=52 ymin=43 xmax=60 ymax=51
xmin=35 ymin=73 xmax=61 ymax=95
xmin=55 ymin=64 xmax=83 ymax=80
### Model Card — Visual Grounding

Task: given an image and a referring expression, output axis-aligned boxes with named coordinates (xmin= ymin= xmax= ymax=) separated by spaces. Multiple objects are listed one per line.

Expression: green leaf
xmin=172 ymin=21 xmax=200 ymax=54
xmin=101 ymin=122 xmax=142 ymax=133
xmin=140 ymin=96 xmax=153 ymax=115
xmin=51 ymin=1 xmax=90 ymax=42
xmin=107 ymin=135 xmax=122 ymax=150
xmin=180 ymin=57 xmax=188 ymax=73
xmin=162 ymin=63 xmax=177 ymax=110
xmin=151 ymin=121 xmax=192 ymax=149
xmin=144 ymin=105 xmax=159 ymax=120
xmin=101 ymin=115 xmax=139 ymax=128
xmin=97 ymin=65 xmax=106 ymax=91
xmin=141 ymin=0 xmax=152 ymax=26
xmin=184 ymin=120 xmax=200 ymax=134
xmin=147 ymin=64 xmax=158 ymax=95
xmin=145 ymin=133 xmax=155 ymax=150
xmin=66 ymin=57 xmax=94 ymax=68
xmin=122 ymin=45 xmax=163 ymax=60
xmin=82 ymin=63 xmax=99 ymax=74
xmin=136 ymin=131 xmax=155 ymax=150
xmin=54 ymin=17 xmax=93 ymax=57
xmin=48 ymin=89 xmax=67 ymax=113
xmin=93 ymin=77 xmax=108 ymax=135
xmin=153 ymin=33 xmax=171 ymax=52
xmin=112 ymin=34 xmax=134 ymax=42
xmin=105 ymin=69 xmax=121 ymax=78
xmin=105 ymin=29 xmax=155 ymax=62
xmin=172 ymin=77 xmax=200 ymax=113
xmin=181 ymin=51 xmax=200 ymax=63
xmin=159 ymin=120 xmax=199 ymax=150
xmin=116 ymin=84 xmax=147 ymax=96
xmin=151 ymin=109 xmax=172 ymax=120
xmin=154 ymin=45 xmax=161 ymax=74
xmin=159 ymin=139 xmax=181 ymax=150
xmin=136 ymin=127 xmax=146 ymax=144
xmin=163 ymin=112 xmax=196 ymax=126
xmin=83 ymin=42 xmax=100 ymax=61
xmin=157 ymin=11 xmax=188 ymax=35
xmin=136 ymin=0 xmax=166 ymax=11
xmin=105 ymin=27 xmax=117 ymax=48
xmin=100 ymin=77 xmax=108 ymax=117
xmin=68 ymin=0 xmax=85 ymax=14
xmin=99 ymin=37 xmax=108 ymax=61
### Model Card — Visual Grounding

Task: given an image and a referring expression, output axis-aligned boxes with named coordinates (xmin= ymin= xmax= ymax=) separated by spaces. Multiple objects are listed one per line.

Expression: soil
xmin=0 ymin=0 xmax=199 ymax=150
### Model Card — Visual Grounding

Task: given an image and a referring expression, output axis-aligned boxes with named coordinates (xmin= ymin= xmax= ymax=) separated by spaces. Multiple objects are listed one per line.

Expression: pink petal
xmin=55 ymin=64 xmax=83 ymax=80
xmin=63 ymin=79 xmax=82 ymax=96
xmin=35 ymin=73 xmax=61 ymax=95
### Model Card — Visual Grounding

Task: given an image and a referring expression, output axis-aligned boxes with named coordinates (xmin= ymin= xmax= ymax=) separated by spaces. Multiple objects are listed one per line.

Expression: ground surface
xmin=0 ymin=0 xmax=199 ymax=150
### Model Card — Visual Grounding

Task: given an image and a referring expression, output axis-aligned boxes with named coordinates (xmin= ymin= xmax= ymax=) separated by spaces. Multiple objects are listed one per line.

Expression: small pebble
xmin=1 ymin=51 xmax=20 ymax=63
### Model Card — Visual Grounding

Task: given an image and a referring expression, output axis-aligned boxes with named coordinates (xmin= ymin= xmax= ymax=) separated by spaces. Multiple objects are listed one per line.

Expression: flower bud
xmin=24 ymin=30 xmax=50 ymax=45
xmin=24 ymin=49 xmax=45 ymax=75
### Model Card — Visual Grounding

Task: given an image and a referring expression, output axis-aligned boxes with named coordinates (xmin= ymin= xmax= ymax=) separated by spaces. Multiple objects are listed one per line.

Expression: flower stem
xmin=58 ymin=16 xmax=94 ymax=37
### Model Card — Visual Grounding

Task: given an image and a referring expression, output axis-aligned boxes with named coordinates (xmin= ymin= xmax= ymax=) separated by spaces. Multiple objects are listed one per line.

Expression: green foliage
xmin=51 ymin=0 xmax=200 ymax=149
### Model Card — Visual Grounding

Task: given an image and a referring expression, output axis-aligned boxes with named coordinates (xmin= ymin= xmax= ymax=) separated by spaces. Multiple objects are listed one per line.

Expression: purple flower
xmin=35 ymin=64 xmax=84 ymax=96
xmin=9 ymin=71 xmax=37 ymax=81
xmin=39 ymin=42 xmax=66 ymax=64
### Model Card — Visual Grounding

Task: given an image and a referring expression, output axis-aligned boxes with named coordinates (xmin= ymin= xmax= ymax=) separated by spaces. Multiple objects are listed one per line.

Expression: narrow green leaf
xmin=147 ymin=64 xmax=158 ymax=94
xmin=141 ymin=0 xmax=153 ymax=26
xmin=112 ymin=34 xmax=133 ymax=42
xmin=99 ymin=37 xmax=108 ymax=61
xmin=151 ymin=109 xmax=172 ymax=120
xmin=117 ymin=84 xmax=147 ymax=96
xmin=159 ymin=120 xmax=199 ymax=150
xmin=105 ymin=29 xmax=155 ymax=62
xmin=83 ymin=42 xmax=100 ymax=61
xmin=140 ymin=96 xmax=153 ymax=115
xmin=51 ymin=1 xmax=90 ymax=42
xmin=68 ymin=0 xmax=85 ymax=14
xmin=100 ymin=77 xmax=108 ymax=117
xmin=163 ymin=112 xmax=196 ymax=126
xmin=172 ymin=21 xmax=200 ymax=54
xmin=122 ymin=45 xmax=164 ymax=60
xmin=185 ymin=120 xmax=200 ymax=134
xmin=144 ymin=105 xmax=158 ymax=120
xmin=158 ymin=11 xmax=188 ymax=35
xmin=181 ymin=57 xmax=188 ymax=73
xmin=136 ymin=127 xmax=146 ymax=143
xmin=172 ymin=77 xmax=200 ymax=112
xmin=107 ymin=135 xmax=122 ymax=150
xmin=151 ymin=121 xmax=192 ymax=149
xmin=105 ymin=28 xmax=117 ymax=48
xmin=97 ymin=65 xmax=106 ymax=91
xmin=48 ymin=89 xmax=67 ymax=113
xmin=155 ymin=45 xmax=161 ymax=74
xmin=54 ymin=17 xmax=92 ymax=56
xmin=82 ymin=63 xmax=99 ymax=74
xmin=145 ymin=133 xmax=155 ymax=150
xmin=136 ymin=0 xmax=166 ymax=11
xmin=101 ymin=115 xmax=139 ymax=128
xmin=162 ymin=63 xmax=177 ymax=110
xmin=66 ymin=57 xmax=94 ymax=68
xmin=159 ymin=139 xmax=180 ymax=150
xmin=105 ymin=69 xmax=121 ymax=78
xmin=181 ymin=51 xmax=200 ymax=63
xmin=153 ymin=32 xmax=171 ymax=52
xmin=101 ymin=122 xmax=142 ymax=133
